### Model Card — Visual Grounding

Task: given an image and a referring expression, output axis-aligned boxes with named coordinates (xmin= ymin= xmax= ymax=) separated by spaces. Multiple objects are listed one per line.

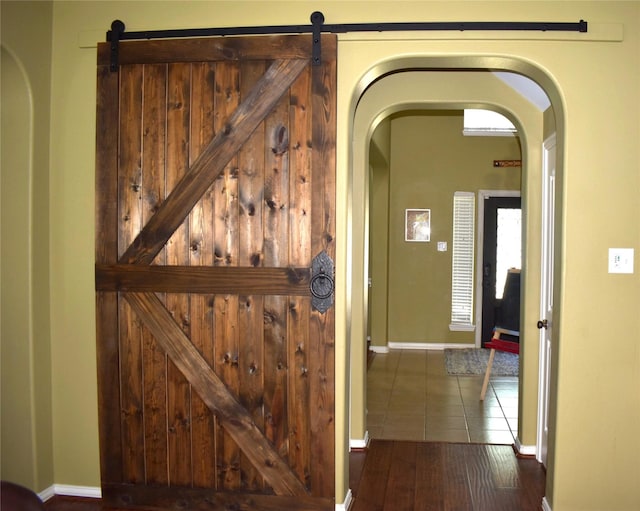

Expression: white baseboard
xmin=514 ymin=438 xmax=537 ymax=457
xmin=39 ymin=485 xmax=102 ymax=502
xmin=542 ymin=496 xmax=552 ymax=511
xmin=350 ymin=430 xmax=370 ymax=450
xmin=38 ymin=486 xmax=56 ymax=502
xmin=336 ymin=488 xmax=353 ymax=510
xmin=388 ymin=342 xmax=476 ymax=351
xmin=369 ymin=345 xmax=389 ymax=353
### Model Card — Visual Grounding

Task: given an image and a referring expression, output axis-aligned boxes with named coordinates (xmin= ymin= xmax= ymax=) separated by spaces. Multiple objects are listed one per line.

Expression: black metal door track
xmin=107 ymin=11 xmax=587 ymax=71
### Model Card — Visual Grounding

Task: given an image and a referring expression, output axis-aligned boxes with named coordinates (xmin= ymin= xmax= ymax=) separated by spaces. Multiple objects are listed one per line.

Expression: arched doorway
xmin=344 ymin=61 xmax=562 ymax=464
xmin=0 ymin=45 xmax=37 ymax=488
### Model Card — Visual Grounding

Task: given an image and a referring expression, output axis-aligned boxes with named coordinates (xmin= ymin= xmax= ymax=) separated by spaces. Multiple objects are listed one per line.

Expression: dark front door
xmin=481 ymin=196 xmax=521 ymax=347
xmin=95 ymin=34 xmax=336 ymax=510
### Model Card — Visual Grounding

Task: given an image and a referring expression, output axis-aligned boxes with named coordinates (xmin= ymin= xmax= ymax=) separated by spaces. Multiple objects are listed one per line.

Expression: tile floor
xmin=366 ymin=349 xmax=518 ymax=444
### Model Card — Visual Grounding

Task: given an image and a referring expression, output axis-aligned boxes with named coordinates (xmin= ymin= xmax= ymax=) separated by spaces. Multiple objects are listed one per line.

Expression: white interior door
xmin=537 ymin=133 xmax=556 ymax=466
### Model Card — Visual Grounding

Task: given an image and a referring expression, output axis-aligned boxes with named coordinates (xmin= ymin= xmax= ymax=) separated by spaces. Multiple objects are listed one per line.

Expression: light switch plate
xmin=608 ymin=248 xmax=634 ymax=274
xmin=437 ymin=241 xmax=447 ymax=252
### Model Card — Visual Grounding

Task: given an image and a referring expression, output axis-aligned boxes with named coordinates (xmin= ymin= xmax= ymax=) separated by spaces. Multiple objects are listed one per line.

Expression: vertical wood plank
xmin=166 ymin=62 xmax=194 ymax=486
xmin=309 ymin=35 xmax=337 ymax=497
xmin=213 ymin=61 xmax=242 ymax=490
xmin=166 ymin=359 xmax=192 ymax=486
xmin=188 ymin=61 xmax=217 ymax=488
xmin=263 ymin=79 xmax=291 ymax=479
xmin=310 ymin=36 xmax=337 ymax=260
xmin=287 ymin=296 xmax=311 ymax=488
xmin=288 ymin=62 xmax=313 ymax=488
xmin=289 ymin=62 xmax=312 ymax=266
xmin=190 ymin=61 xmax=216 ymax=268
xmin=264 ymin=93 xmax=291 ymax=268
xmin=117 ymin=64 xmax=145 ymax=483
xmin=237 ymin=294 xmax=265 ymax=490
xmin=119 ymin=300 xmax=145 ymax=483
xmin=118 ymin=65 xmax=143 ymax=259
xmin=238 ymin=60 xmax=266 ymax=270
xmin=95 ymin=63 xmax=123 ymax=485
xmin=237 ymin=59 xmax=266 ymax=491
xmin=214 ymin=294 xmax=240 ymax=489
xmin=214 ymin=62 xmax=240 ymax=268
xmin=262 ymin=295 xmax=288 ymax=456
xmin=141 ymin=63 xmax=169 ymax=485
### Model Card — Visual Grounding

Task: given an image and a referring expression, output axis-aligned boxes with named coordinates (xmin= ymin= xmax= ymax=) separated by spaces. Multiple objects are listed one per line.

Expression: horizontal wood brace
xmin=96 ymin=264 xmax=311 ymax=295
xmin=101 ymin=483 xmax=334 ymax=510
xmin=97 ymin=34 xmax=318 ymax=66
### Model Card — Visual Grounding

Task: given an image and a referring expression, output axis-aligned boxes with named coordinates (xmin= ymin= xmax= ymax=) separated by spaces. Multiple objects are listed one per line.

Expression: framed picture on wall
xmin=405 ymin=209 xmax=431 ymax=242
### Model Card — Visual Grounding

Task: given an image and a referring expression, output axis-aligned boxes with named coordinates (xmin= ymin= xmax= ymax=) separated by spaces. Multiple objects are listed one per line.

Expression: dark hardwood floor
xmin=351 ymin=440 xmax=545 ymax=511
xmin=45 ymin=440 xmax=545 ymax=511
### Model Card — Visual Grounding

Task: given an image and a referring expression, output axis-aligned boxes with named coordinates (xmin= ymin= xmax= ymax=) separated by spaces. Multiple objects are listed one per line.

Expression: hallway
xmin=367 ymin=350 xmax=518 ymax=444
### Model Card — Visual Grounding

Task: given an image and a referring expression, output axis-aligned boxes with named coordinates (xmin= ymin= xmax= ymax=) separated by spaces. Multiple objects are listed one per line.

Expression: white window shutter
xmin=450 ymin=192 xmax=475 ymax=329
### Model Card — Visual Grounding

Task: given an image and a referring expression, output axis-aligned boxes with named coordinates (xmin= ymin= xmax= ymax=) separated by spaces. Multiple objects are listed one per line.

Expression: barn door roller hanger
xmin=106 ymin=12 xmax=588 ymax=70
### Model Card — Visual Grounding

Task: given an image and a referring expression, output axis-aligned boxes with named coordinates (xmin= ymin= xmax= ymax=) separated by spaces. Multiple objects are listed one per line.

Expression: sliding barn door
xmin=95 ymin=34 xmax=336 ymax=510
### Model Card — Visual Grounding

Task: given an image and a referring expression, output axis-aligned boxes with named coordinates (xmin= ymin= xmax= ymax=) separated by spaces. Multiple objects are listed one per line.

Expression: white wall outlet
xmin=608 ymin=248 xmax=634 ymax=274
xmin=437 ymin=241 xmax=447 ymax=252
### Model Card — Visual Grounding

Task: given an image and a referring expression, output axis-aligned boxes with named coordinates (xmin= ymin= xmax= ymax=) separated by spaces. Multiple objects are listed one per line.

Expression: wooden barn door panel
xmin=95 ymin=34 xmax=336 ymax=510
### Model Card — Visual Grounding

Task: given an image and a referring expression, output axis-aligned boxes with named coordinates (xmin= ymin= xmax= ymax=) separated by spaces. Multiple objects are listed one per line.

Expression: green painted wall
xmin=0 ymin=0 xmax=54 ymax=492
xmin=383 ymin=111 xmax=521 ymax=345
xmin=368 ymin=120 xmax=391 ymax=347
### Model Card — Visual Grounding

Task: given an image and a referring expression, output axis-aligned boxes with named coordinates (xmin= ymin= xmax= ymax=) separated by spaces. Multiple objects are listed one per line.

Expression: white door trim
xmin=537 ymin=133 xmax=557 ymax=466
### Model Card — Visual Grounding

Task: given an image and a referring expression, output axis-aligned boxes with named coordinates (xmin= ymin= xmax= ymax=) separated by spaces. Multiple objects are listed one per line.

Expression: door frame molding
xmin=537 ymin=133 xmax=557 ymax=465
xmin=474 ymin=189 xmax=521 ymax=348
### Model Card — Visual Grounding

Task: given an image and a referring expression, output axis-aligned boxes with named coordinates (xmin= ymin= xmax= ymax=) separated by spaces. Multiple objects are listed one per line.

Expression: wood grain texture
xmin=140 ymin=63 xmax=169 ymax=485
xmin=351 ymin=441 xmax=546 ymax=511
xmin=237 ymin=59 xmax=267 ymax=492
xmin=187 ymin=60 xmax=218 ymax=489
xmin=98 ymin=35 xmax=314 ymax=66
xmin=45 ymin=441 xmax=542 ymax=511
xmin=116 ymin=64 xmax=146 ymax=485
xmin=308 ymin=34 xmax=337 ymax=498
xmin=119 ymin=58 xmax=308 ymax=265
xmin=382 ymin=442 xmax=417 ymax=511
xmin=211 ymin=61 xmax=242 ymax=491
xmin=96 ymin=33 xmax=336 ymax=507
xmin=94 ymin=62 xmax=123 ymax=484
xmin=287 ymin=296 xmax=312 ymax=487
xmin=101 ymin=483 xmax=332 ymax=511
xmin=124 ymin=291 xmax=308 ymax=497
xmin=165 ymin=61 xmax=195 ymax=488
xmin=95 ymin=264 xmax=310 ymax=295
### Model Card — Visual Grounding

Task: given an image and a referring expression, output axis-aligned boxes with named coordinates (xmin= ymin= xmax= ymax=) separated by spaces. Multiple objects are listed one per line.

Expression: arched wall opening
xmin=339 ymin=57 xmax=565 ymax=500
xmin=0 ymin=45 xmax=37 ymax=488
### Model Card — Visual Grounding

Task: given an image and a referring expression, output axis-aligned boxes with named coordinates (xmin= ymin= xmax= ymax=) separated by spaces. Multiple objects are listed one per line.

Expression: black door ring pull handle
xmin=310 ymin=251 xmax=334 ymax=313
xmin=310 ymin=272 xmax=334 ymax=300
